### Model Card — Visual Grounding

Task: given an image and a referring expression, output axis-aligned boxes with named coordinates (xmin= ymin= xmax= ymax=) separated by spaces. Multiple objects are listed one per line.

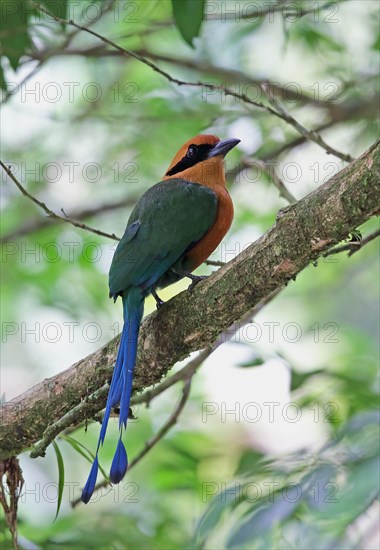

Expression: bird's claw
xmin=188 ymin=275 xmax=208 ymax=292
xmin=152 ymin=289 xmax=165 ymax=309
xmin=155 ymin=298 xmax=165 ymax=309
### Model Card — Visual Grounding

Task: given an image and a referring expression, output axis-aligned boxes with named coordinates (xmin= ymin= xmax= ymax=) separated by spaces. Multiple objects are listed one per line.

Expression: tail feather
xmin=99 ymin=340 xmax=124 ymax=445
xmin=119 ymin=316 xmax=138 ymax=428
xmin=110 ymin=438 xmax=128 ymax=483
xmin=81 ymin=287 xmax=144 ymax=503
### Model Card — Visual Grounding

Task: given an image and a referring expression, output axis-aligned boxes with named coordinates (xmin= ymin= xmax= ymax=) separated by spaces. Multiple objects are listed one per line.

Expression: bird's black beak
xmin=207 ymin=138 xmax=241 ymax=158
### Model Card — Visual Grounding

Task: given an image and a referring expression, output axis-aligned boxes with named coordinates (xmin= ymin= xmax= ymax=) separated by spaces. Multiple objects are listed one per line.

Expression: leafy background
xmin=1 ymin=0 xmax=379 ymax=548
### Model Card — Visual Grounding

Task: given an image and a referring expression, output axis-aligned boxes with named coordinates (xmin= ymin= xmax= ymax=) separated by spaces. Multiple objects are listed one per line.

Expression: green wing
xmin=109 ymin=179 xmax=217 ymax=296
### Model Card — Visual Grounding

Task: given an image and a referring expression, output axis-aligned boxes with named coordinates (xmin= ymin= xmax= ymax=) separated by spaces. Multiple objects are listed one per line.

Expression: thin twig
xmin=1 ymin=0 xmax=117 ymax=105
xmin=205 ymin=260 xmax=226 ymax=267
xmin=1 ymin=195 xmax=138 ymax=243
xmin=31 ymin=1 xmax=200 ymax=88
xmin=130 ymin=287 xmax=283 ymax=408
xmin=30 ymin=347 xmax=207 ymax=461
xmin=0 ymin=161 xmax=120 ymax=241
xmin=261 ymin=121 xmax=336 ymax=161
xmin=129 ymin=377 xmax=193 ymax=470
xmin=29 ymin=382 xmax=112 ymax=459
xmin=241 ymin=157 xmax=297 ymax=203
xmin=261 ymin=85 xmax=355 ymax=163
xmin=32 ymin=45 xmax=333 ymax=109
xmin=323 ymin=228 xmax=380 ymax=258
xmin=26 ymin=44 xmax=379 ymax=125
xmin=131 ymin=347 xmax=214 ymax=408
xmin=71 ymin=377 xmax=193 ymax=507
xmin=0 ymin=61 xmax=43 ymax=105
xmin=228 ymin=101 xmax=376 ymax=182
xmin=226 ymin=121 xmax=338 ymax=183
xmin=30 ymin=2 xmax=355 ymax=162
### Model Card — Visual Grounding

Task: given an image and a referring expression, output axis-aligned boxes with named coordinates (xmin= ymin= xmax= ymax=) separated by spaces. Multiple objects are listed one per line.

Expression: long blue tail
xmin=81 ymin=287 xmax=144 ymax=503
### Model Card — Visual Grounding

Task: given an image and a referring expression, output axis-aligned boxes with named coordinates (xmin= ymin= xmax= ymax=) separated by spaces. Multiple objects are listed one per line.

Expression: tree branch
xmin=323 ymin=228 xmax=380 ymax=257
xmin=234 ymin=157 xmax=297 ymax=203
xmin=0 ymin=195 xmax=138 ymax=243
xmin=261 ymin=85 xmax=354 ymax=162
xmin=25 ymin=44 xmax=380 ymax=129
xmin=0 ymin=161 xmax=120 ymax=242
xmin=28 ymin=45 xmax=336 ymax=110
xmin=226 ymin=93 xmax=379 ymax=183
xmin=1 ymin=141 xmax=379 ymax=460
xmin=29 ymin=2 xmax=355 ymax=162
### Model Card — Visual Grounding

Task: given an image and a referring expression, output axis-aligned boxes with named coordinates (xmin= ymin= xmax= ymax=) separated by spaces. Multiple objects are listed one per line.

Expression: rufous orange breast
xmin=186 ymin=185 xmax=233 ymax=270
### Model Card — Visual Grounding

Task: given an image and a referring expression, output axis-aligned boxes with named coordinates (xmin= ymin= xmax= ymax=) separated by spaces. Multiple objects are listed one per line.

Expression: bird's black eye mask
xmin=165 ymin=143 xmax=214 ymax=176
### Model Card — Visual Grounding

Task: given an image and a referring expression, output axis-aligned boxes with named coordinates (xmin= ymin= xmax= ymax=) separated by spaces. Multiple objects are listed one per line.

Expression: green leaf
xmin=0 ymin=0 xmax=30 ymax=71
xmin=290 ymin=21 xmax=344 ymax=53
xmin=311 ymin=456 xmax=380 ymax=530
xmin=372 ymin=32 xmax=380 ymax=51
xmin=61 ymin=435 xmax=108 ymax=479
xmin=227 ymin=491 xmax=301 ymax=548
xmin=234 ymin=450 xmax=264 ymax=476
xmin=52 ymin=440 xmax=65 ymax=522
xmin=290 ymin=368 xmax=324 ymax=391
xmin=171 ymin=0 xmax=205 ymax=47
xmin=195 ymin=483 xmax=240 ymax=543
xmin=347 ymin=229 xmax=362 ymax=243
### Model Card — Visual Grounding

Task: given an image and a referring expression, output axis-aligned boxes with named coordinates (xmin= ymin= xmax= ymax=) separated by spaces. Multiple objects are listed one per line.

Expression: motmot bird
xmin=81 ymin=134 xmax=240 ymax=503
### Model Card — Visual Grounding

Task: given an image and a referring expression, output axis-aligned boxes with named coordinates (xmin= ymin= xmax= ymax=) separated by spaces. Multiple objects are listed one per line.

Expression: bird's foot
xmin=152 ymin=289 xmax=165 ymax=309
xmin=187 ymin=274 xmax=208 ymax=292
xmin=170 ymin=268 xmax=209 ymax=292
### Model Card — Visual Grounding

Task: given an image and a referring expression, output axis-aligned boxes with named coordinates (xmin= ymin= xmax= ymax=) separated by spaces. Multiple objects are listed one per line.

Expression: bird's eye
xmin=187 ymin=146 xmax=197 ymax=158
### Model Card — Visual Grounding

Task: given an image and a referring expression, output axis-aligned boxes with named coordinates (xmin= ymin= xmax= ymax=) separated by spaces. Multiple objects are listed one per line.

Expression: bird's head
xmin=163 ymin=134 xmax=240 ymax=188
